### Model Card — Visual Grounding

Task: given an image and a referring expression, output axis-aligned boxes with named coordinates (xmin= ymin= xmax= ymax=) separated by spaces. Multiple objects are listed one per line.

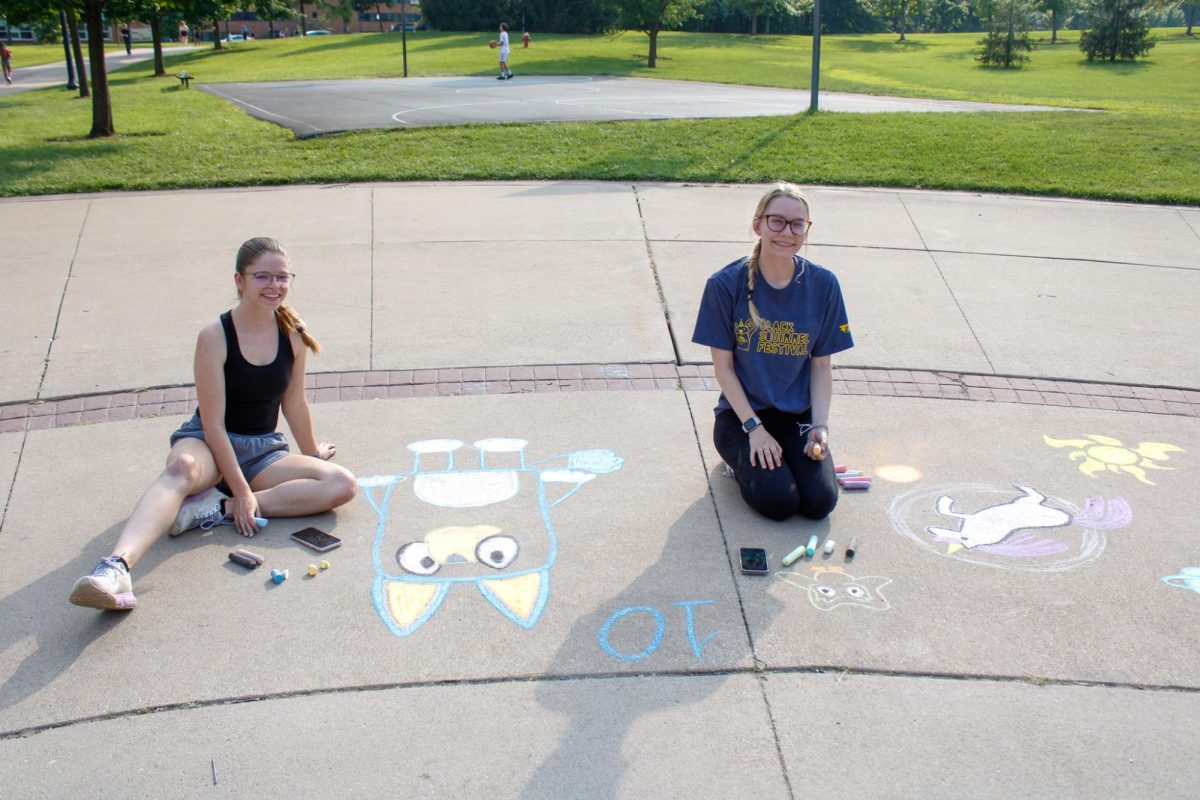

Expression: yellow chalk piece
xmin=947 ymin=543 xmax=963 ymax=555
xmin=308 ymin=564 xmax=318 ymax=577
xmin=386 ymin=581 xmax=441 ymax=629
xmin=319 ymin=560 xmax=330 ymax=570
xmin=812 ymin=443 xmax=823 ymax=459
xmin=480 ymin=573 xmax=543 ymax=622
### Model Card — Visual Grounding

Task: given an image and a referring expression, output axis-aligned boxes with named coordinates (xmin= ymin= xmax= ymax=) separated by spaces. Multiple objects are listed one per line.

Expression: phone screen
xmin=291 ymin=527 xmax=343 ymax=552
xmin=739 ymin=547 xmax=769 ymax=574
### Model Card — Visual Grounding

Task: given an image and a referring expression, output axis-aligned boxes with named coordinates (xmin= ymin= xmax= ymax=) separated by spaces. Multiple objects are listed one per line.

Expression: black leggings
xmin=714 ymin=408 xmax=839 ymax=522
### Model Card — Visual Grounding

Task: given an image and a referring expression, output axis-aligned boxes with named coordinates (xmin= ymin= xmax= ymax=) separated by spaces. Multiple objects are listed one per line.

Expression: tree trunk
xmin=83 ymin=0 xmax=113 ymax=137
xmin=765 ymin=16 xmax=770 ymax=34
xmin=1186 ymin=5 xmax=1195 ymax=36
xmin=751 ymin=13 xmax=757 ymax=35
xmin=377 ymin=3 xmax=385 ymax=32
xmin=67 ymin=7 xmax=89 ymax=98
xmin=150 ymin=16 xmax=164 ymax=76
xmin=1050 ymin=9 xmax=1057 ymax=43
xmin=212 ymin=21 xmax=222 ymax=49
xmin=299 ymin=1 xmax=307 ymax=35
xmin=647 ymin=26 xmax=658 ymax=68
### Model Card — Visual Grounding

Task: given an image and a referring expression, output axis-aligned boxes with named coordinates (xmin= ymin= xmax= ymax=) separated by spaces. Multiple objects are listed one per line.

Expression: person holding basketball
xmin=495 ymin=22 xmax=513 ymax=80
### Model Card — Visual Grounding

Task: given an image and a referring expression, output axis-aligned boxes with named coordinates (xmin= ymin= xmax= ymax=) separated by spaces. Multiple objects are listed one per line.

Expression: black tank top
xmin=220 ymin=311 xmax=294 ymax=435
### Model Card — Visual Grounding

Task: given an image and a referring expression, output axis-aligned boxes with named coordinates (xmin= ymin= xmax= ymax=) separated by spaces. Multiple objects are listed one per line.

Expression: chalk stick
xmin=805 ymin=534 xmax=818 ymax=558
xmin=228 ymin=551 xmax=258 ymax=569
xmin=308 ymin=564 xmax=318 ymax=577
xmin=840 ymin=469 xmax=863 ymax=477
xmin=234 ymin=548 xmax=264 ymax=565
xmin=823 ymin=539 xmax=836 ymax=555
xmin=846 ymin=537 xmax=858 ymax=558
xmin=835 ymin=464 xmax=848 ymax=474
xmin=839 ymin=479 xmax=872 ymax=490
xmin=811 ymin=443 xmax=823 ymax=459
xmin=782 ymin=543 xmax=808 ymax=566
xmin=271 ymin=568 xmax=288 ymax=584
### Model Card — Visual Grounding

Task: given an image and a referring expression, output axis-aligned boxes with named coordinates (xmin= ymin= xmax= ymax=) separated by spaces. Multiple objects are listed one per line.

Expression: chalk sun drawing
xmin=358 ymin=439 xmax=623 ymax=636
xmin=777 ymin=566 xmax=892 ymax=612
xmin=889 ymin=484 xmax=1132 ymax=572
xmin=1043 ymin=434 xmax=1184 ymax=486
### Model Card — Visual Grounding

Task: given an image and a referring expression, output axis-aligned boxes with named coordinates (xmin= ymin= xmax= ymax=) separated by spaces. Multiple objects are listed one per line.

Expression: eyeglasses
xmin=760 ymin=214 xmax=812 ymax=235
xmin=250 ymin=271 xmax=295 ymax=287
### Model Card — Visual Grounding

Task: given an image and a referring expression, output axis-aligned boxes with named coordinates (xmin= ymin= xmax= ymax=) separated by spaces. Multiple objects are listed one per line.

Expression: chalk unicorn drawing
xmin=890 ymin=484 xmax=1132 ymax=572
xmin=927 ymin=485 xmax=1073 ymax=554
xmin=358 ymin=439 xmax=623 ymax=637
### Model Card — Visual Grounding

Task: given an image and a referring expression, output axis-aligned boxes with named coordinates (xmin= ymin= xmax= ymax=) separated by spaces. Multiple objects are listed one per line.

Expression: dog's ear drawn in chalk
xmin=927 ymin=485 xmax=1072 ymax=554
xmin=358 ymin=439 xmax=623 ymax=637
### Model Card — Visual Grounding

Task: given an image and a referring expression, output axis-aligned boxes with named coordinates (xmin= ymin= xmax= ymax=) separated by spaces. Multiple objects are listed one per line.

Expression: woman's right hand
xmin=228 ymin=491 xmax=260 ymax=537
xmin=748 ymin=427 xmax=783 ymax=470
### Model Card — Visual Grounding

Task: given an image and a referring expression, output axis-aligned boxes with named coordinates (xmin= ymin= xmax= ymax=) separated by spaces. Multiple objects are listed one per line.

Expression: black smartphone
xmin=739 ymin=547 xmax=769 ymax=575
xmin=291 ymin=527 xmax=343 ymax=553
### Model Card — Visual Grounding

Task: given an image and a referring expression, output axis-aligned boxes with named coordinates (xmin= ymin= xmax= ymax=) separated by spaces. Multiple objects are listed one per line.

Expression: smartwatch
xmin=742 ymin=416 xmax=762 ymax=434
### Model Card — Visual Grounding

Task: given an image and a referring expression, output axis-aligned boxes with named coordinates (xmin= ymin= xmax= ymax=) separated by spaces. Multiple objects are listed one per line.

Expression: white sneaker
xmin=170 ymin=487 xmax=229 ymax=536
xmin=69 ymin=556 xmax=136 ymax=610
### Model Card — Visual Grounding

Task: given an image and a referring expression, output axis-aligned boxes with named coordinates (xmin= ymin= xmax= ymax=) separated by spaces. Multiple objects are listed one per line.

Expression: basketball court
xmin=200 ymin=75 xmax=1076 ymax=137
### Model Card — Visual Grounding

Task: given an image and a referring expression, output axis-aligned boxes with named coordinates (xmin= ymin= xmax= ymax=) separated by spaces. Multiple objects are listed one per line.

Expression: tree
xmin=610 ymin=0 xmax=706 ymax=66
xmin=977 ymin=0 xmax=1034 ymax=66
xmin=863 ymin=0 xmax=922 ymax=40
xmin=922 ymin=0 xmax=970 ymax=31
xmin=1039 ymin=0 xmax=1072 ymax=42
xmin=1078 ymin=0 xmax=1155 ymax=60
xmin=76 ymin=0 xmax=113 ymax=136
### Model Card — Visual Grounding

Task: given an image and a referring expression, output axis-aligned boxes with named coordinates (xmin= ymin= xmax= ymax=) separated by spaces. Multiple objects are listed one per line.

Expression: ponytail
xmin=746 ymin=241 xmax=765 ymax=331
xmin=275 ymin=302 xmax=321 ymax=355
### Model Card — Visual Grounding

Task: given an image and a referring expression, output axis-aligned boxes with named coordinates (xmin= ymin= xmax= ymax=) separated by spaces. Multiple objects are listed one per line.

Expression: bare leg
xmin=249 ymin=454 xmax=357 ymax=518
xmin=111 ymin=439 xmax=221 ymax=568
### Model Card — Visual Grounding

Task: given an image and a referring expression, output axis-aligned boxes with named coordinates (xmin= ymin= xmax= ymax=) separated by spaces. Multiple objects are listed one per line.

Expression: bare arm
xmin=804 ymin=355 xmax=832 ymax=460
xmin=711 ymin=347 xmax=783 ymax=470
xmin=280 ymin=333 xmax=335 ymax=461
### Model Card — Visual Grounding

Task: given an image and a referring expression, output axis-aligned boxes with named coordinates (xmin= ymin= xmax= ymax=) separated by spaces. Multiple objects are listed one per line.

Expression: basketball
xmin=489 ymin=40 xmax=498 ymax=49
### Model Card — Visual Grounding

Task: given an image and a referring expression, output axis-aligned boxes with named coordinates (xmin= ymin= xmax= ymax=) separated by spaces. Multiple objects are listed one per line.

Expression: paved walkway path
xmin=1 ymin=182 xmax=1197 ymax=799
xmin=0 ymin=46 xmax=199 ymax=95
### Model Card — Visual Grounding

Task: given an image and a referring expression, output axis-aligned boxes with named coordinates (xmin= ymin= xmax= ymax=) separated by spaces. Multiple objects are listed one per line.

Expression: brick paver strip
xmin=1 ymin=364 xmax=1196 ymax=431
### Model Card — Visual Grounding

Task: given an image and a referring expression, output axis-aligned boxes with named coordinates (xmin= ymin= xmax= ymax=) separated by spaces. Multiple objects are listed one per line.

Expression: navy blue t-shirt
xmin=692 ymin=256 xmax=853 ymax=415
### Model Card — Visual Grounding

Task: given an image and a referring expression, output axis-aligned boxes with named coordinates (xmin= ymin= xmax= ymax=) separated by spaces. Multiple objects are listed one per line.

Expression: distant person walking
xmin=120 ymin=24 xmax=132 ymax=55
xmin=2 ymin=42 xmax=13 ymax=85
xmin=178 ymin=20 xmax=189 ymax=43
xmin=496 ymin=22 xmax=512 ymax=80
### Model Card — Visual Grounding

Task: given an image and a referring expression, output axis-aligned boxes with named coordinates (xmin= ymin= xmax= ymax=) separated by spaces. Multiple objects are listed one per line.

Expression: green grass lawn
xmin=2 ymin=29 xmax=1197 ymax=202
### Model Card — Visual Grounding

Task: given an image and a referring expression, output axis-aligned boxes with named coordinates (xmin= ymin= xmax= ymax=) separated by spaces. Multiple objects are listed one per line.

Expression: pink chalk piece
xmin=835 ymin=464 xmax=848 ymax=474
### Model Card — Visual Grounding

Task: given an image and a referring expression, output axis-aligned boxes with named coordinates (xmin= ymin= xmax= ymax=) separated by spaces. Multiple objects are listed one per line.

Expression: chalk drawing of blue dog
xmin=358 ymin=439 xmax=623 ymax=637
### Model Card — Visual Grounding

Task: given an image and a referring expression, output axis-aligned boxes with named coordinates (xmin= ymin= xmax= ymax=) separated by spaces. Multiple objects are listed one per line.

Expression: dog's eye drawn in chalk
xmin=477 ymin=535 xmax=519 ymax=569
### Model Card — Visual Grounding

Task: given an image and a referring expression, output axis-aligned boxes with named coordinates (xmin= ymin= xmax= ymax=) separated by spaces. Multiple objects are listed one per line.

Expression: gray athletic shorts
xmin=170 ymin=412 xmax=290 ymax=488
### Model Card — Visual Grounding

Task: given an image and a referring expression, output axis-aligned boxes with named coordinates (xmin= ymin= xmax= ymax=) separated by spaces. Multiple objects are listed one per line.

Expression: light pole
xmin=60 ymin=8 xmax=78 ymax=90
xmin=400 ymin=2 xmax=408 ymax=77
xmin=809 ymin=0 xmax=821 ymax=112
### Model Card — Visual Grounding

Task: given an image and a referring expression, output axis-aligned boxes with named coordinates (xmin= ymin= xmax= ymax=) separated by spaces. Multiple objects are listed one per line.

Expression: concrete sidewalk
xmin=1 ymin=182 xmax=1198 ymax=798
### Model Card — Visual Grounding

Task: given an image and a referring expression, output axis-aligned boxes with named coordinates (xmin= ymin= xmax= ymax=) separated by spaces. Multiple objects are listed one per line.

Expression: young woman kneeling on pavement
xmin=692 ymin=182 xmax=854 ymax=522
xmin=70 ymin=237 xmax=357 ymax=610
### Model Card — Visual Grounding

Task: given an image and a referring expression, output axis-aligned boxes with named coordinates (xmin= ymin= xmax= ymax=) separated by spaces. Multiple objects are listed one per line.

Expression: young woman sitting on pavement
xmin=69 ymin=237 xmax=357 ymax=610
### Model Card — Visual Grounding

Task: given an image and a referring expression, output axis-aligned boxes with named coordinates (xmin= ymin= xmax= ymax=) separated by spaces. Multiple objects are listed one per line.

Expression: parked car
xmin=220 ymin=33 xmax=245 ymax=42
xmin=304 ymin=29 xmax=332 ymax=35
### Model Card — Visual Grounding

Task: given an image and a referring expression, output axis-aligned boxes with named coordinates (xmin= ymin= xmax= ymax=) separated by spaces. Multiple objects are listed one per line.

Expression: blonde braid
xmin=746 ymin=240 xmax=765 ymax=331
